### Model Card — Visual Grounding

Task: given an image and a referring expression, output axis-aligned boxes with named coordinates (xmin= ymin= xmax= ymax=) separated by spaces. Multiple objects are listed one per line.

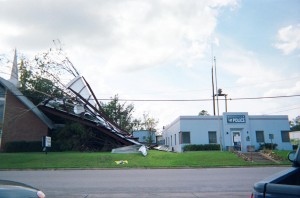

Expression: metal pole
xmin=225 ymin=94 xmax=228 ymax=112
xmin=214 ymin=57 xmax=223 ymax=151
xmin=212 ymin=66 xmax=216 ymax=115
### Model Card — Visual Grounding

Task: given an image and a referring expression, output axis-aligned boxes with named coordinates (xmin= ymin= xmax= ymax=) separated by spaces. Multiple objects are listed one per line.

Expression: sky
xmin=0 ymin=0 xmax=299 ymax=131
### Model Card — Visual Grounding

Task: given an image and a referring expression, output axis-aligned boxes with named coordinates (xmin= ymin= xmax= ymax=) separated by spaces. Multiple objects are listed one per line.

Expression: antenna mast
xmin=211 ymin=43 xmax=216 ymax=116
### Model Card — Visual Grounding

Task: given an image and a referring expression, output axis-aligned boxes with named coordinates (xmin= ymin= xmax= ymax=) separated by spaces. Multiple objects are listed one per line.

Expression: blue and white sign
xmin=227 ymin=115 xmax=246 ymax=123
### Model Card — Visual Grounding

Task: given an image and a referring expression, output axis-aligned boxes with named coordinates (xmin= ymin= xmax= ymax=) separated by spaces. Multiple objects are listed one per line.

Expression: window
xmin=281 ymin=131 xmax=290 ymax=142
xmin=174 ymin=134 xmax=176 ymax=145
xmin=208 ymin=131 xmax=217 ymax=144
xmin=256 ymin=131 xmax=265 ymax=143
xmin=180 ymin=132 xmax=190 ymax=144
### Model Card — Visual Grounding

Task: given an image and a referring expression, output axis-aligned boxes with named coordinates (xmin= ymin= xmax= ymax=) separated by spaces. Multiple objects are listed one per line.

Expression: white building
xmin=162 ymin=112 xmax=292 ymax=152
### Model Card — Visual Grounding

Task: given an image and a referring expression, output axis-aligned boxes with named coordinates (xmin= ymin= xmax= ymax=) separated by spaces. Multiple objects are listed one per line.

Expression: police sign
xmin=227 ymin=115 xmax=246 ymax=123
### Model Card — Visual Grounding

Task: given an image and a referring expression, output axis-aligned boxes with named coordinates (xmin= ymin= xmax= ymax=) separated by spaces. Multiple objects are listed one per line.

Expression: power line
xmin=229 ymin=94 xmax=300 ymax=101
xmin=267 ymin=106 xmax=300 ymax=115
xmin=3 ymin=90 xmax=300 ymax=102
xmin=97 ymin=94 xmax=300 ymax=102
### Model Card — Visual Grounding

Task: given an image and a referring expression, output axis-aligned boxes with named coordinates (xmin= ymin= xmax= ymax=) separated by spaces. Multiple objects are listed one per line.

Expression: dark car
xmin=0 ymin=180 xmax=45 ymax=198
xmin=251 ymin=145 xmax=300 ymax=198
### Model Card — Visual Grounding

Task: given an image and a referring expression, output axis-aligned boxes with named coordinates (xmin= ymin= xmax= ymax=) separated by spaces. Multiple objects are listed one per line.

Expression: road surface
xmin=0 ymin=167 xmax=288 ymax=197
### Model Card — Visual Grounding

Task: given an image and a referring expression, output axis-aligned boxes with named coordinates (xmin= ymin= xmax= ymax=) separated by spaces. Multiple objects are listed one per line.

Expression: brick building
xmin=0 ymin=77 xmax=54 ymax=151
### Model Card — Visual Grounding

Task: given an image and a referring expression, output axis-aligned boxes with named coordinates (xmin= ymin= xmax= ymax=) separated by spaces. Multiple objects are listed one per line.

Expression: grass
xmin=0 ymin=150 xmax=292 ymax=169
xmin=273 ymin=150 xmax=290 ymax=160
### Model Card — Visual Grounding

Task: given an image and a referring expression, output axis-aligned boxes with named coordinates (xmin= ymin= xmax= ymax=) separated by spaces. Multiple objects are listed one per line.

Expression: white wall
xmin=249 ymin=116 xmax=292 ymax=150
xmin=162 ymin=113 xmax=292 ymax=152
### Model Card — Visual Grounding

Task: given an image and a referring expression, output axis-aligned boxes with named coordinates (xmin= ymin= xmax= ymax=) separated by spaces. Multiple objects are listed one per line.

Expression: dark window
xmin=181 ymin=132 xmax=190 ymax=144
xmin=208 ymin=131 xmax=217 ymax=144
xmin=175 ymin=134 xmax=176 ymax=145
xmin=281 ymin=131 xmax=290 ymax=142
xmin=256 ymin=131 xmax=265 ymax=143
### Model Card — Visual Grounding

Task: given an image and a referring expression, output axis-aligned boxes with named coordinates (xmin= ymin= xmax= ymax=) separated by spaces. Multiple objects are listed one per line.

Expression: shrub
xmin=4 ymin=141 xmax=42 ymax=152
xmin=183 ymin=144 xmax=220 ymax=152
xmin=293 ymin=145 xmax=298 ymax=150
xmin=258 ymin=143 xmax=278 ymax=150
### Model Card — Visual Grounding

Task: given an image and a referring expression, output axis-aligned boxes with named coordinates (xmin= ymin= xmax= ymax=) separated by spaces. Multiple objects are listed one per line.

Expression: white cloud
xmin=220 ymin=49 xmax=278 ymax=86
xmin=265 ymin=81 xmax=300 ymax=96
xmin=0 ymin=0 xmax=238 ymax=73
xmin=274 ymin=24 xmax=300 ymax=55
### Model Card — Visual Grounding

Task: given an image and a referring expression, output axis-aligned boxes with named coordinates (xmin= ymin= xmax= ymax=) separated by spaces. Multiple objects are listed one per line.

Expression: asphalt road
xmin=0 ymin=167 xmax=288 ymax=198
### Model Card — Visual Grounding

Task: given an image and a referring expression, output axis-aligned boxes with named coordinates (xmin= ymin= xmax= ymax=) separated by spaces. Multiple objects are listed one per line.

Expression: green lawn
xmin=0 ymin=150 xmax=292 ymax=169
xmin=273 ymin=150 xmax=291 ymax=162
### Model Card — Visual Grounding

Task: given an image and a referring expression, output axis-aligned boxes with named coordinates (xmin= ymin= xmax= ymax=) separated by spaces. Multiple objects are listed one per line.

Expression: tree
xmin=18 ymin=45 xmax=75 ymax=104
xmin=290 ymin=116 xmax=300 ymax=131
xmin=52 ymin=122 xmax=95 ymax=151
xmin=141 ymin=112 xmax=158 ymax=146
xmin=141 ymin=112 xmax=158 ymax=131
xmin=198 ymin=110 xmax=210 ymax=116
xmin=101 ymin=95 xmax=136 ymax=132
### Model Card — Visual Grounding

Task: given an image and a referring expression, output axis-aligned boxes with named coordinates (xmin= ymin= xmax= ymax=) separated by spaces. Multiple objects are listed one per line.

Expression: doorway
xmin=232 ymin=131 xmax=241 ymax=151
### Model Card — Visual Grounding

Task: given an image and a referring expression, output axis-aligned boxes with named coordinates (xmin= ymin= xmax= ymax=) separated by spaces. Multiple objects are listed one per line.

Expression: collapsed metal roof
xmin=38 ymin=75 xmax=140 ymax=147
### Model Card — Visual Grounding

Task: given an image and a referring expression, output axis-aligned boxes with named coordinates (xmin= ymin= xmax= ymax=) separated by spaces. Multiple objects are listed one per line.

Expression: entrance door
xmin=232 ymin=132 xmax=241 ymax=151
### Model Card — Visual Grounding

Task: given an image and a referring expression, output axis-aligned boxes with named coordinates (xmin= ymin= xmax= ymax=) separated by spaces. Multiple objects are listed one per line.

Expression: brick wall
xmin=1 ymin=91 xmax=49 ymax=150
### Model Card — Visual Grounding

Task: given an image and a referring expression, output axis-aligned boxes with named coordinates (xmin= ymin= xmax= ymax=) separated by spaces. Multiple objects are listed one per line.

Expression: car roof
xmin=0 ymin=180 xmax=37 ymax=189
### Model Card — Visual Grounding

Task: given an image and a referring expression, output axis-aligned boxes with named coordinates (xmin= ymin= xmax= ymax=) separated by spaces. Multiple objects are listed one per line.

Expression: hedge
xmin=183 ymin=144 xmax=220 ymax=151
xmin=258 ymin=143 xmax=278 ymax=150
xmin=4 ymin=141 xmax=43 ymax=152
xmin=3 ymin=141 xmax=68 ymax=152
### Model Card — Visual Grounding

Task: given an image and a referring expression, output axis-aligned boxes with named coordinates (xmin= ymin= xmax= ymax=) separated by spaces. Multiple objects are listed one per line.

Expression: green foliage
xmin=52 ymin=123 xmax=95 ymax=151
xmin=100 ymin=96 xmax=159 ymax=133
xmin=183 ymin=144 xmax=220 ymax=151
xmin=290 ymin=115 xmax=300 ymax=130
xmin=101 ymin=95 xmax=137 ymax=132
xmin=291 ymin=138 xmax=300 ymax=146
xmin=20 ymin=76 xmax=64 ymax=105
xmin=4 ymin=141 xmax=42 ymax=152
xmin=291 ymin=124 xmax=300 ymax=131
xmin=18 ymin=56 xmax=65 ymax=105
xmin=144 ymin=131 xmax=156 ymax=146
xmin=258 ymin=143 xmax=278 ymax=150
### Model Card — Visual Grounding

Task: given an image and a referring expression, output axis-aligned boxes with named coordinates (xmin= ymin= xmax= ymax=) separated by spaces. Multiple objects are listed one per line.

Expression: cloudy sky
xmin=0 ymin=0 xmax=299 ymax=130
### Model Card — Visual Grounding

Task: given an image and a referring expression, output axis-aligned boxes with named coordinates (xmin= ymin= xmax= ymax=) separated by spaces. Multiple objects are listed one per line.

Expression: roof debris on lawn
xmin=111 ymin=145 xmax=148 ymax=156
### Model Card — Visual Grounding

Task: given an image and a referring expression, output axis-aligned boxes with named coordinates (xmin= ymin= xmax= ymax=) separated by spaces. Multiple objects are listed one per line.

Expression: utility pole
xmin=212 ymin=66 xmax=216 ymax=115
xmin=214 ymin=57 xmax=223 ymax=151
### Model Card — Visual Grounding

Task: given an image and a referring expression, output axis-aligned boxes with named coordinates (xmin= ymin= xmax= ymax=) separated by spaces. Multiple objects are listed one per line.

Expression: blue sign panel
xmin=227 ymin=115 xmax=246 ymax=123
